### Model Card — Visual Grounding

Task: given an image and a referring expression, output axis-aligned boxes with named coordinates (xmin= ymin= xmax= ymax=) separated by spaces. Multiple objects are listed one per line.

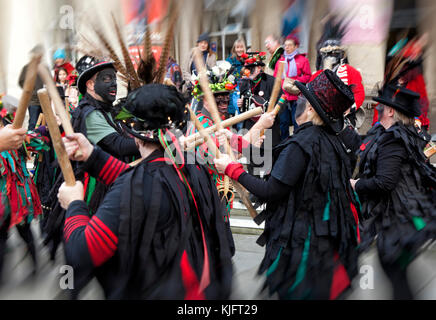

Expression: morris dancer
xmin=57 ymin=84 xmax=234 ymax=299
xmin=351 ymin=85 xmax=436 ymax=300
xmin=214 ymin=70 xmax=361 ymax=300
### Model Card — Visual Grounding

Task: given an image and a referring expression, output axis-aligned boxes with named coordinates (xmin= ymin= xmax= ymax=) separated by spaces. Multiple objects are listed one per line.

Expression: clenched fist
xmin=0 ymin=125 xmax=27 ymax=151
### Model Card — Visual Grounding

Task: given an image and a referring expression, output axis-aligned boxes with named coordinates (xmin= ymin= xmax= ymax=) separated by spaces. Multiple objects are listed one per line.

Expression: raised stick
xmin=35 ymin=113 xmax=43 ymax=128
xmin=193 ymin=48 xmax=258 ymax=219
xmin=38 ymin=89 xmax=76 ymax=186
xmin=188 ymin=106 xmax=219 ymax=156
xmin=260 ymin=62 xmax=285 ymax=136
xmin=267 ymin=61 xmax=285 ymax=113
xmin=188 ymin=106 xmax=257 ymax=219
xmin=13 ymin=54 xmax=42 ymax=129
xmin=258 ymin=61 xmax=285 ymax=138
xmin=184 ymin=107 xmax=262 ymax=149
xmin=38 ymin=64 xmax=82 ymax=158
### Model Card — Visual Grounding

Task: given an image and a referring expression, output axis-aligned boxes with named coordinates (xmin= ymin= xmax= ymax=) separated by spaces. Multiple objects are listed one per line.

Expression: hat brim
xmin=194 ymin=89 xmax=233 ymax=99
xmin=244 ymin=62 xmax=265 ymax=68
xmin=77 ymin=62 xmax=115 ymax=95
xmin=372 ymin=96 xmax=419 ymax=118
xmin=295 ymin=80 xmax=344 ymax=133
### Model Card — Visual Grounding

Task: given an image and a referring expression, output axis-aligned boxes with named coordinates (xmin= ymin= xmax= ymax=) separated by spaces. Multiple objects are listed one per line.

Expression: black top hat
xmin=373 ymin=84 xmax=421 ymax=118
xmin=76 ymin=57 xmax=115 ymax=95
xmin=295 ymin=69 xmax=355 ymax=133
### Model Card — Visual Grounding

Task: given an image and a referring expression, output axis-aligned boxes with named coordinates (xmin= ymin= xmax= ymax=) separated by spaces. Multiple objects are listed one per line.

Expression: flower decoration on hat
xmin=242 ymin=51 xmax=267 ymax=68
xmin=191 ymin=60 xmax=237 ymax=99
xmin=0 ymin=94 xmax=16 ymax=124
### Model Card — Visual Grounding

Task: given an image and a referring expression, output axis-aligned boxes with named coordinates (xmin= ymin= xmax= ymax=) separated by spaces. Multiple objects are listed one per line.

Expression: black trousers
xmin=28 ymin=105 xmax=42 ymax=131
xmin=0 ymin=217 xmax=36 ymax=281
xmin=378 ymin=250 xmax=414 ymax=300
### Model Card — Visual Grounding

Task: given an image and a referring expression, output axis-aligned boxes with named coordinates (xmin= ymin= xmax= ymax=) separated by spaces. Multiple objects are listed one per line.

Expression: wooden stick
xmin=193 ymin=49 xmax=229 ymax=152
xmin=188 ymin=106 xmax=219 ymax=156
xmin=38 ymin=64 xmax=82 ymax=158
xmin=267 ymin=61 xmax=285 ymax=113
xmin=13 ymin=54 xmax=42 ymax=129
xmin=258 ymin=62 xmax=285 ymax=138
xmin=188 ymin=106 xmax=258 ymax=219
xmin=65 ymin=97 xmax=71 ymax=118
xmin=184 ymin=107 xmax=262 ymax=149
xmin=35 ymin=113 xmax=43 ymax=128
xmin=193 ymin=48 xmax=258 ymax=219
xmin=38 ymin=89 xmax=76 ymax=186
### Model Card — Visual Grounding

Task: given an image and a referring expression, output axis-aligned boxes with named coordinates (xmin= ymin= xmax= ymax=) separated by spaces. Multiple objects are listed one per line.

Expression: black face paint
xmin=321 ymin=51 xmax=344 ymax=71
xmin=215 ymin=93 xmax=230 ymax=116
xmin=94 ymin=68 xmax=117 ymax=104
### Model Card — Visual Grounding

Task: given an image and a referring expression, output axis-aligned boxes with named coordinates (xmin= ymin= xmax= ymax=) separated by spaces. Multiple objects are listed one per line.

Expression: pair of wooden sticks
xmin=12 ymin=53 xmax=78 ymax=186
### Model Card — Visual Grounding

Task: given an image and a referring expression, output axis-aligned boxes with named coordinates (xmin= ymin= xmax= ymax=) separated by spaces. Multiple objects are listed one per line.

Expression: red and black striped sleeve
xmin=63 ymin=174 xmax=125 ymax=290
xmin=82 ymin=146 xmax=130 ymax=185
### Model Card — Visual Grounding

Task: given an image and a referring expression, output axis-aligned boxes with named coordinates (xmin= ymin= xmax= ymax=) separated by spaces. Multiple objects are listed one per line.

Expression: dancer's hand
xmin=216 ymin=129 xmax=233 ymax=147
xmin=62 ymin=133 xmax=94 ymax=162
xmin=0 ymin=124 xmax=27 ymax=151
xmin=57 ymin=181 xmax=84 ymax=210
xmin=256 ymin=111 xmax=276 ymax=130
xmin=250 ymin=131 xmax=265 ymax=148
xmin=179 ymin=135 xmax=201 ymax=150
xmin=213 ymin=153 xmax=233 ymax=174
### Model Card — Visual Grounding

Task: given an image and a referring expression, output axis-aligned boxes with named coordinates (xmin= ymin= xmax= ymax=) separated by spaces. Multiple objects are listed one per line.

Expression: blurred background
xmin=0 ymin=0 xmax=435 ymax=300
xmin=0 ymin=0 xmax=435 ymax=133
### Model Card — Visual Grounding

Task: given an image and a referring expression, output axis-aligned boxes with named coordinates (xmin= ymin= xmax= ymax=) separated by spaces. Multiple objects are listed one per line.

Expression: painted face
xmin=215 ymin=93 xmax=230 ymax=115
xmin=321 ymin=50 xmax=344 ymax=71
xmin=94 ymin=68 xmax=117 ymax=103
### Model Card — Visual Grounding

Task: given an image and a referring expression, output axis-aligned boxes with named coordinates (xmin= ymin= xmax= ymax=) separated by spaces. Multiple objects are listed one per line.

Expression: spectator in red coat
xmin=274 ymin=34 xmax=311 ymax=139
xmin=53 ymin=49 xmax=76 ymax=80
xmin=311 ymin=64 xmax=365 ymax=110
xmin=313 ymin=15 xmax=365 ymax=119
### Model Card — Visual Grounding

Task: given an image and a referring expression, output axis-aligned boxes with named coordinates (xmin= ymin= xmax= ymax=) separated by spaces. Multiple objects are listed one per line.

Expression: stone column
xmin=177 ymin=0 xmax=203 ymax=74
xmin=249 ymin=0 xmax=283 ymax=52
xmin=418 ymin=0 xmax=436 ymax=133
xmin=306 ymin=0 xmax=329 ymax=72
